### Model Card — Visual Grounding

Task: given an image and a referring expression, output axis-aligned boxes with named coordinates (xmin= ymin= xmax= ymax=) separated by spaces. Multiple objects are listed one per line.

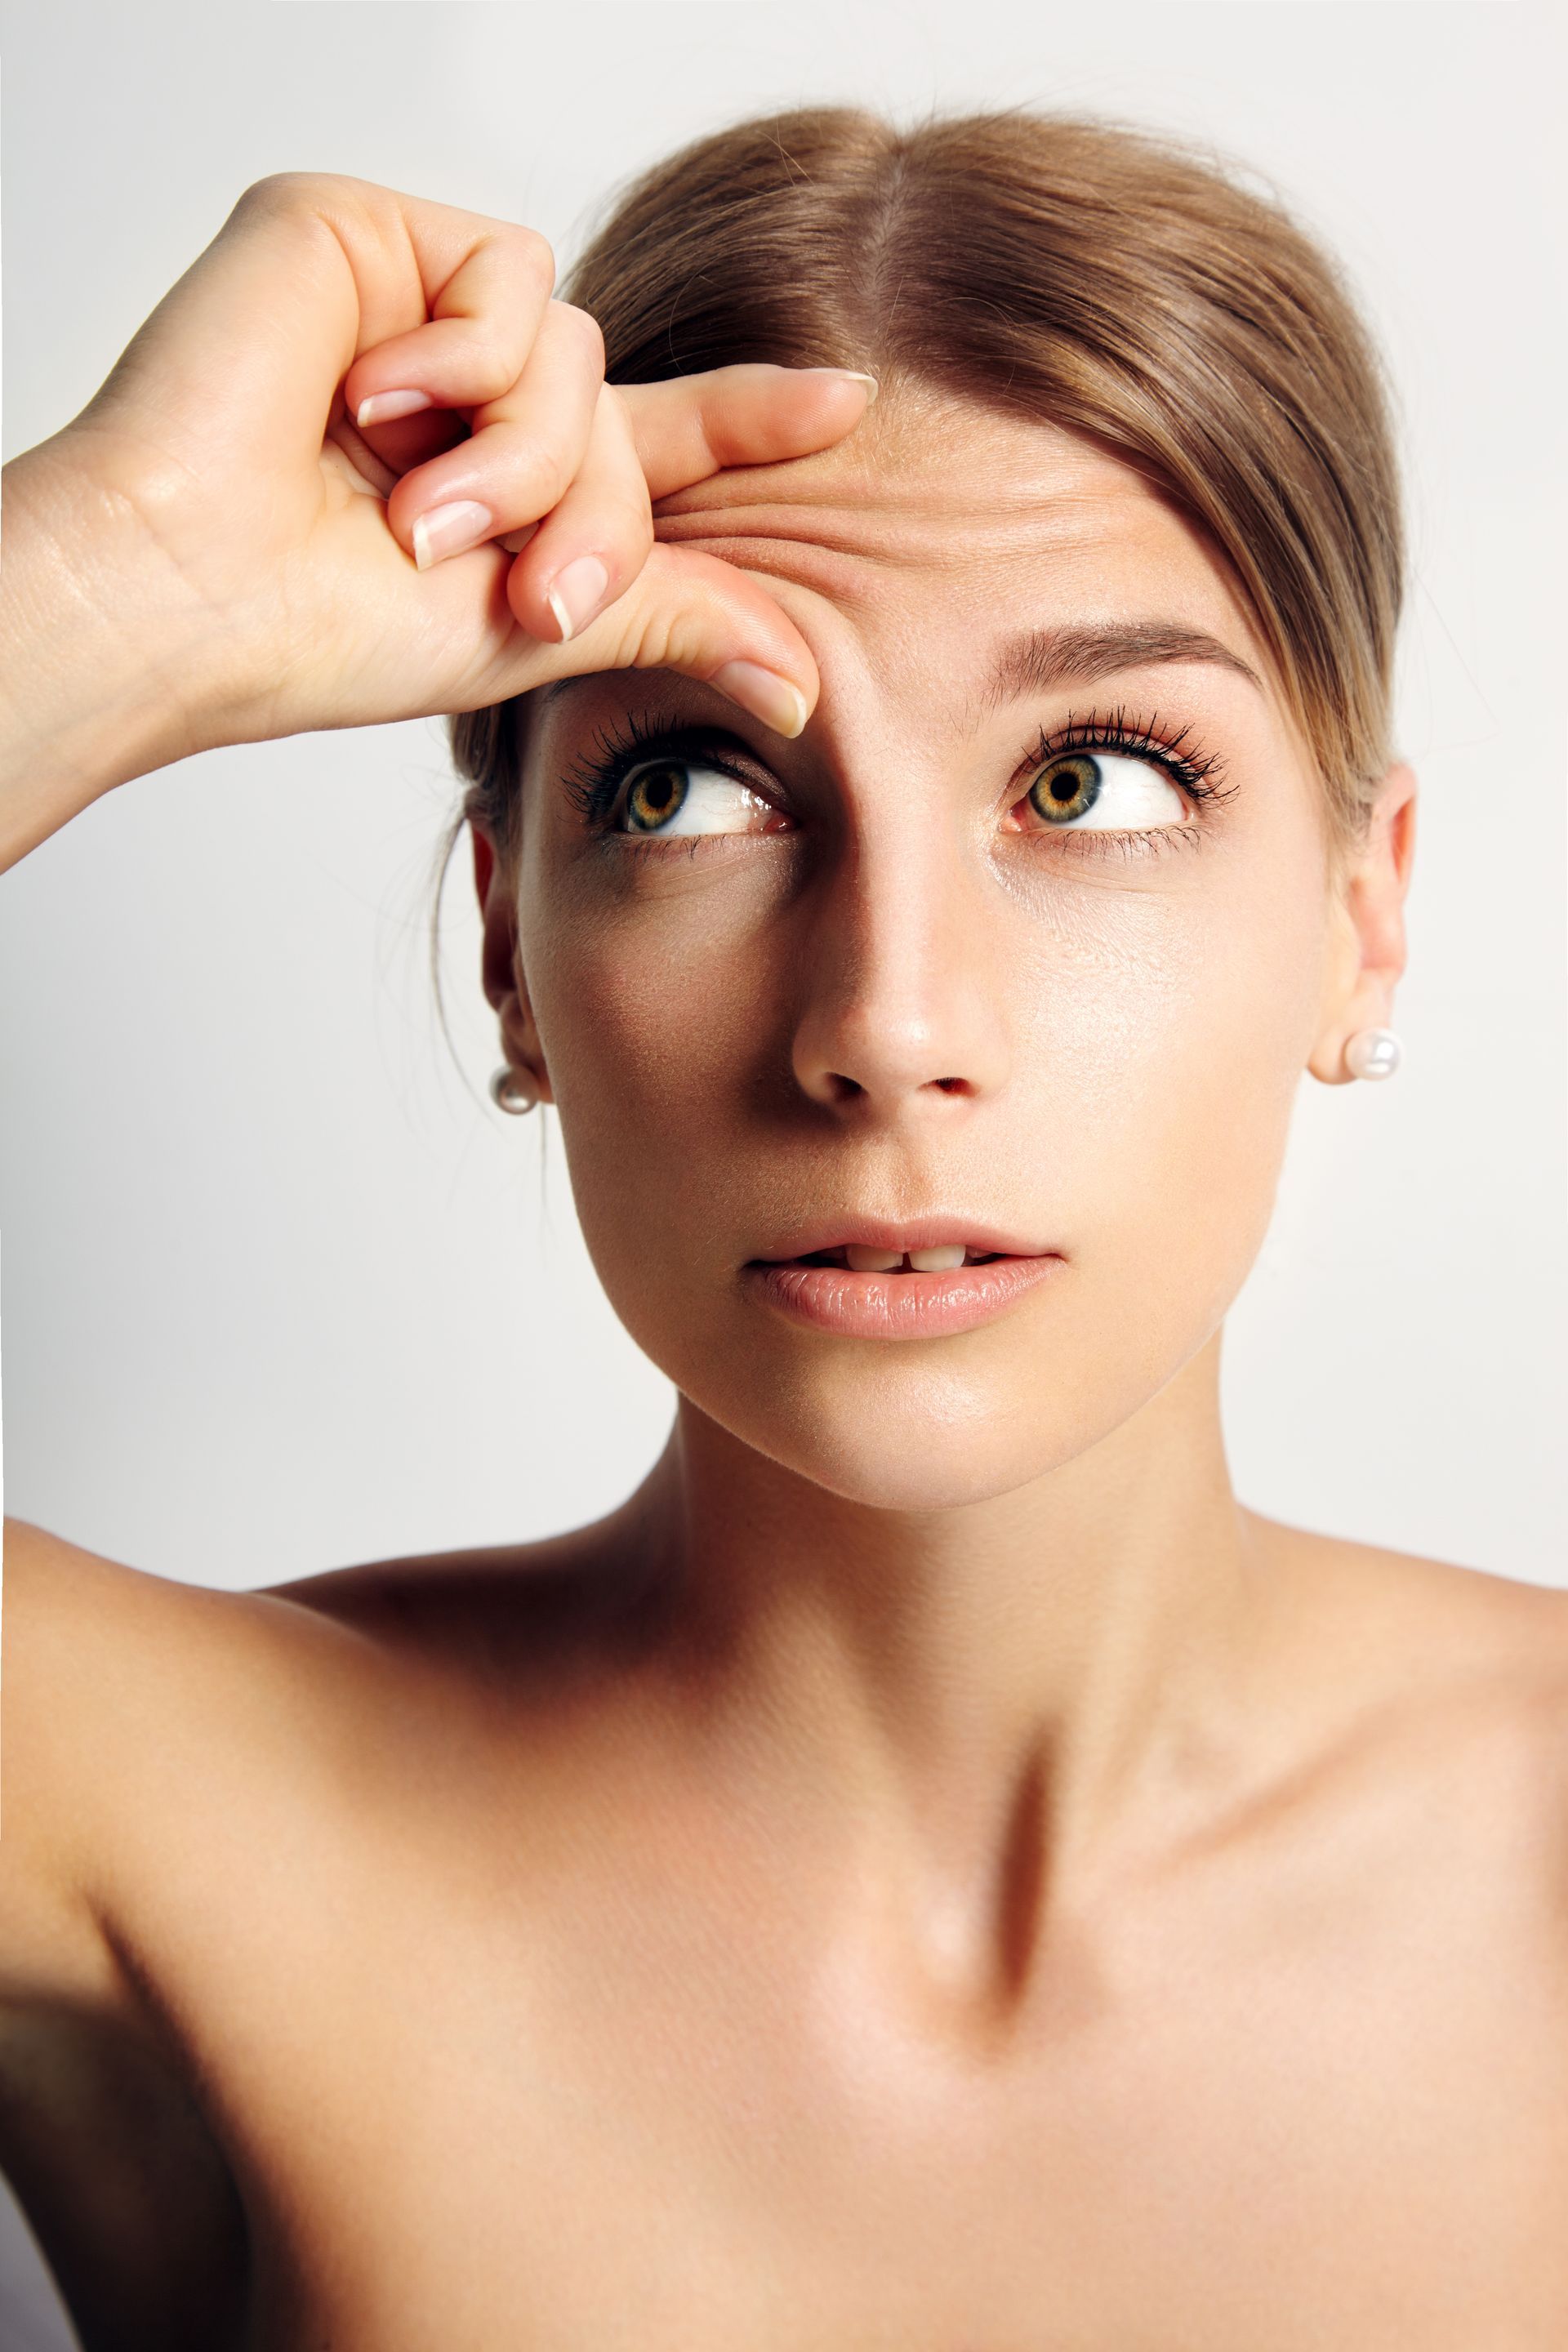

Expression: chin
xmin=685 ymin=1349 xmax=1117 ymax=1513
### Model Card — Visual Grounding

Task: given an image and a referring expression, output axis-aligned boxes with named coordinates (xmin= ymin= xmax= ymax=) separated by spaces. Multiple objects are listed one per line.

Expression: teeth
xmin=839 ymin=1243 xmax=971 ymax=1274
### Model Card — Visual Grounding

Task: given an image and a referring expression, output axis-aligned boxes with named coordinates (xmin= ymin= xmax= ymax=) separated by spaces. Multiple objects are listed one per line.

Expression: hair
xmin=451 ymin=104 xmax=1405 ymax=865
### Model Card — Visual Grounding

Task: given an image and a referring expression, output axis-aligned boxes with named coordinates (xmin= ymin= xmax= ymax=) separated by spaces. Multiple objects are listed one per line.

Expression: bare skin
xmin=2 ymin=176 xmax=1565 ymax=2351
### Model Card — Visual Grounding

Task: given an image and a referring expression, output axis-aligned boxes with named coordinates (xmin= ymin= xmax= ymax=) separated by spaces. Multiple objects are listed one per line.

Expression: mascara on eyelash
xmin=559 ymin=709 xmax=769 ymax=829
xmin=1029 ymin=705 xmax=1236 ymax=801
xmin=560 ymin=702 xmax=1239 ymax=836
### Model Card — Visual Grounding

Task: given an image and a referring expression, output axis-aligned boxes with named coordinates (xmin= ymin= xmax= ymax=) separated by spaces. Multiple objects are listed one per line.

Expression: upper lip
xmin=747 ymin=1217 xmax=1057 ymax=1263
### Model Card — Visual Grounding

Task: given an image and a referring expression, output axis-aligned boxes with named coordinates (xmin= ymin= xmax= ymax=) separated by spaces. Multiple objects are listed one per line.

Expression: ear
xmin=471 ymin=822 xmax=555 ymax=1105
xmin=1307 ymin=761 xmax=1418 ymax=1085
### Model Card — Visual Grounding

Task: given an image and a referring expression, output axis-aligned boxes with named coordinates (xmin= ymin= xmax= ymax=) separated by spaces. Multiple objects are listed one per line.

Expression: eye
xmin=616 ymin=757 xmax=785 ymax=838
xmin=1017 ymin=750 xmax=1189 ymax=832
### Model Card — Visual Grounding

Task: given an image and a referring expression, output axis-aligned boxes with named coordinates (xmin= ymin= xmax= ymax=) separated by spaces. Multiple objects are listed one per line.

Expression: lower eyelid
xmin=1058 ymin=823 xmax=1205 ymax=861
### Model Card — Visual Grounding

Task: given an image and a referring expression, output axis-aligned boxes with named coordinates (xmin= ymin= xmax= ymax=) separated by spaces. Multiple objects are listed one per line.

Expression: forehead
xmin=650 ymin=390 xmax=1263 ymax=669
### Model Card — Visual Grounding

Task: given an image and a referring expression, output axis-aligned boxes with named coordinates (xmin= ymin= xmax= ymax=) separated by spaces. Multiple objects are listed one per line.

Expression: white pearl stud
xmin=1344 ymin=1027 xmax=1402 ymax=1081
xmin=489 ymin=1064 xmax=541 ymax=1114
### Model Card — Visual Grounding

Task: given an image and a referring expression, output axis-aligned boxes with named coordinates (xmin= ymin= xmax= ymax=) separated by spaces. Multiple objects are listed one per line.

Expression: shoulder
xmin=1245 ymin=1508 xmax=1568 ymax=1886
xmin=2 ymin=1511 xmax=380 ymax=1731
xmin=251 ymin=1513 xmax=656 ymax=1686
xmin=0 ymin=1518 xmax=389 ymax=1948
xmin=1245 ymin=1507 xmax=1568 ymax=1677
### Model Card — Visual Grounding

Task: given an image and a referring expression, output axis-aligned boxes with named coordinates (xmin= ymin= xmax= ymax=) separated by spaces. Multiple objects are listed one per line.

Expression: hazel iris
xmin=1028 ymin=754 xmax=1102 ymax=825
xmin=626 ymin=764 xmax=688 ymax=831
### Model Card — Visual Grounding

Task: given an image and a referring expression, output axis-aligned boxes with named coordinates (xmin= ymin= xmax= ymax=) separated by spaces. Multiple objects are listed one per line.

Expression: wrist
xmin=0 ymin=440 xmax=211 ymax=869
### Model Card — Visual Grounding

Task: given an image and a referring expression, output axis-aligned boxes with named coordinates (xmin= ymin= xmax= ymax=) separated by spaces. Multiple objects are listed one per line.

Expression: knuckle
xmin=489 ymin=442 xmax=588 ymax=526
xmin=463 ymin=345 xmax=530 ymax=407
xmin=509 ymin=223 xmax=557 ymax=292
xmin=551 ymin=301 xmax=606 ymax=369
xmin=607 ymin=492 xmax=654 ymax=566
xmin=506 ymin=433 xmax=579 ymax=515
xmin=624 ymin=604 xmax=704 ymax=675
xmin=234 ymin=169 xmax=354 ymax=216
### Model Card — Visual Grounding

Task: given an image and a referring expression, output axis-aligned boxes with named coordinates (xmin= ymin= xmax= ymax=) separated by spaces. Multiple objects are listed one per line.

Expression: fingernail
xmin=412 ymin=500 xmax=494 ymax=571
xmin=710 ymin=661 xmax=809 ymax=739
xmin=356 ymin=388 xmax=434 ymax=427
xmin=804 ymin=368 xmax=880 ymax=403
xmin=544 ymin=554 xmax=610 ymax=644
xmin=497 ymin=523 xmax=539 ymax=555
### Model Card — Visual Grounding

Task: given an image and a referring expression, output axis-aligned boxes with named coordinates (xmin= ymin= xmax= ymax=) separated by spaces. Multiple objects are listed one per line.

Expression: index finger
xmin=617 ymin=365 xmax=879 ymax=501
xmin=89 ymin=172 xmax=558 ymax=471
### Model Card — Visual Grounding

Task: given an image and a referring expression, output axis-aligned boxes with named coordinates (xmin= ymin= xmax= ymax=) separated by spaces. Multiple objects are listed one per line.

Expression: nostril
xmin=933 ymin=1076 xmax=971 ymax=1094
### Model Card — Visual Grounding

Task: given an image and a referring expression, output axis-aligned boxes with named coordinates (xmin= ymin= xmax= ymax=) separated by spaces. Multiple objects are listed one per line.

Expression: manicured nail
xmin=356 ymin=388 xmax=434 ymax=427
xmin=710 ymin=661 xmax=809 ymax=738
xmin=411 ymin=500 xmax=494 ymax=571
xmin=803 ymin=368 xmax=880 ymax=403
xmin=544 ymin=555 xmax=610 ymax=644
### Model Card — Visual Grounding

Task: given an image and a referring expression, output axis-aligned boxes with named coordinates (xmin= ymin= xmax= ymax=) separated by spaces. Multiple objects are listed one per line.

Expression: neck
xmin=635 ymin=1328 xmax=1282 ymax=1927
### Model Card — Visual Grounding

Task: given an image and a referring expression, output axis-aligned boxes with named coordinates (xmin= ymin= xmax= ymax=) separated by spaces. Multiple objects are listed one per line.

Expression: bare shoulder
xmin=1 ymin=1508 xmax=645 ymax=1860
xmin=251 ymin=1510 xmax=657 ymax=1688
xmin=0 ymin=1517 xmax=390 ymax=1962
xmin=1245 ymin=1505 xmax=1568 ymax=1674
xmin=1243 ymin=1508 xmax=1568 ymax=1884
xmin=2 ymin=1509 xmax=382 ymax=1727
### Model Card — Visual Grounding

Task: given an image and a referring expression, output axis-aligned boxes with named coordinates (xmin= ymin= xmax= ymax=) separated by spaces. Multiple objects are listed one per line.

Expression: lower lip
xmin=742 ymin=1254 xmax=1066 ymax=1340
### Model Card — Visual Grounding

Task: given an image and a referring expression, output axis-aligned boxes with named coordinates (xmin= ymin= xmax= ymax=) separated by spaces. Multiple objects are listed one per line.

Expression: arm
xmin=0 ymin=1521 xmax=252 ymax=2350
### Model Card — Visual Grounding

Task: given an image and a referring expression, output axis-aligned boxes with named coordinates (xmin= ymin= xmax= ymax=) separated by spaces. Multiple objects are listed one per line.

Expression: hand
xmin=0 ymin=172 xmax=875 ymax=866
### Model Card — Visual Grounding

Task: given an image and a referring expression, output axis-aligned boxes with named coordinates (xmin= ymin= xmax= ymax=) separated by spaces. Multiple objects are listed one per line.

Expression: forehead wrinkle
xmin=652 ymin=484 xmax=1142 ymax=569
xmin=651 ymin=523 xmax=915 ymax=612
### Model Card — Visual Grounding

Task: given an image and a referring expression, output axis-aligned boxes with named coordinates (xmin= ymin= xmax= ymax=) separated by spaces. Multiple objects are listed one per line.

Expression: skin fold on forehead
xmin=646 ymin=391 xmax=1285 ymax=724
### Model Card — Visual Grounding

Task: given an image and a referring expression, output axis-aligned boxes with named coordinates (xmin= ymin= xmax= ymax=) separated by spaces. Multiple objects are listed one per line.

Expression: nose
xmin=789 ymin=818 xmax=1012 ymax=1120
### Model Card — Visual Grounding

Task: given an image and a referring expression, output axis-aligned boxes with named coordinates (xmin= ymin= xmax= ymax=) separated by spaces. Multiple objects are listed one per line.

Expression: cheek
xmin=1019 ymin=854 xmax=1329 ymax=1336
xmin=521 ymin=865 xmax=778 ymax=1224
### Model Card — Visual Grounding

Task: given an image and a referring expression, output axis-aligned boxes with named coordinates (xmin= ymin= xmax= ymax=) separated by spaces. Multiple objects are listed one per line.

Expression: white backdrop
xmin=1 ymin=0 xmax=1565 ymax=2327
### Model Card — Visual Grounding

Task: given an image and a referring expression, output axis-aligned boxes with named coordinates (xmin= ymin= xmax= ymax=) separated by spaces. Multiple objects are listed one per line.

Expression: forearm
xmin=0 ymin=443 xmax=206 ymax=871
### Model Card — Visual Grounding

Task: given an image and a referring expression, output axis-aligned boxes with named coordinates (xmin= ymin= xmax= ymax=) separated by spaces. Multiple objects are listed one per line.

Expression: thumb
xmin=510 ymin=541 xmax=817 ymax=740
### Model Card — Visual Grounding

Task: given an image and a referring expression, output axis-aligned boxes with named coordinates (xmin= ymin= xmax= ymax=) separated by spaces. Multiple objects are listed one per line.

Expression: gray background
xmin=1 ymin=1 xmax=1562 ymax=2337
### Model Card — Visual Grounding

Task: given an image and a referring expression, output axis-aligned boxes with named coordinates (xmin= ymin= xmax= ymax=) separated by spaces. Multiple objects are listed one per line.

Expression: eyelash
xmin=559 ymin=702 xmax=1238 ymax=863
xmin=561 ymin=710 xmax=766 ymax=831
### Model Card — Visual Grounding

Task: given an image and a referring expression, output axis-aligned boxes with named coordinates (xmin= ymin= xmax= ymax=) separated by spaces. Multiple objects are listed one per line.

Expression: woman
xmin=1 ymin=105 xmax=1564 ymax=2351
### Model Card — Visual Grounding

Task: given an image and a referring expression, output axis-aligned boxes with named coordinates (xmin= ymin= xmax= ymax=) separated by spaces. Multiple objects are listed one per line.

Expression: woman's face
xmin=501 ymin=394 xmax=1364 ymax=1510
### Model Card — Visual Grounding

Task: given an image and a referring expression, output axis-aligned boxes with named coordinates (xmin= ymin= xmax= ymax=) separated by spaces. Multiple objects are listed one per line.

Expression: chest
xmin=153 ymin=1855 xmax=1568 ymax=2352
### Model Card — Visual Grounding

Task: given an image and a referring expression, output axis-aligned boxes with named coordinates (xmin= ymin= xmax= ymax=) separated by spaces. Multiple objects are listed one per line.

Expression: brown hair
xmin=452 ymin=105 xmax=1404 ymax=861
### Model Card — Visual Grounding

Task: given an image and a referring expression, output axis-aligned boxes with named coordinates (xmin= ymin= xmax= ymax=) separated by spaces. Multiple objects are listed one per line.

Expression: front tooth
xmin=907 ymin=1245 xmax=966 ymax=1272
xmin=845 ymin=1245 xmax=902 ymax=1272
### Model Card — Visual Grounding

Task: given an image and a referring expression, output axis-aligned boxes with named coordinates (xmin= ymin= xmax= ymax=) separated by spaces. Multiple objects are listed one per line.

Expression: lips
xmin=742 ymin=1222 xmax=1065 ymax=1340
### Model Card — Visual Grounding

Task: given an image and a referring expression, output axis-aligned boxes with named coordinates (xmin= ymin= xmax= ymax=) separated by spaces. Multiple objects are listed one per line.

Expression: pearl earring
xmin=489 ymin=1064 xmax=541 ymax=1115
xmin=1344 ymin=1027 xmax=1402 ymax=1081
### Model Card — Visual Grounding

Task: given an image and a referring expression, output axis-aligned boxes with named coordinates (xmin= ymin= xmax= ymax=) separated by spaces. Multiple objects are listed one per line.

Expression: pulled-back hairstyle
xmin=452 ymin=105 xmax=1404 ymax=862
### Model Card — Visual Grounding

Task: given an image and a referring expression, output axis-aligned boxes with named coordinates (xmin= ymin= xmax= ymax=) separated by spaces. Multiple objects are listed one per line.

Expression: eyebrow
xmin=531 ymin=618 xmax=1264 ymax=729
xmin=976 ymin=620 xmax=1263 ymax=716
